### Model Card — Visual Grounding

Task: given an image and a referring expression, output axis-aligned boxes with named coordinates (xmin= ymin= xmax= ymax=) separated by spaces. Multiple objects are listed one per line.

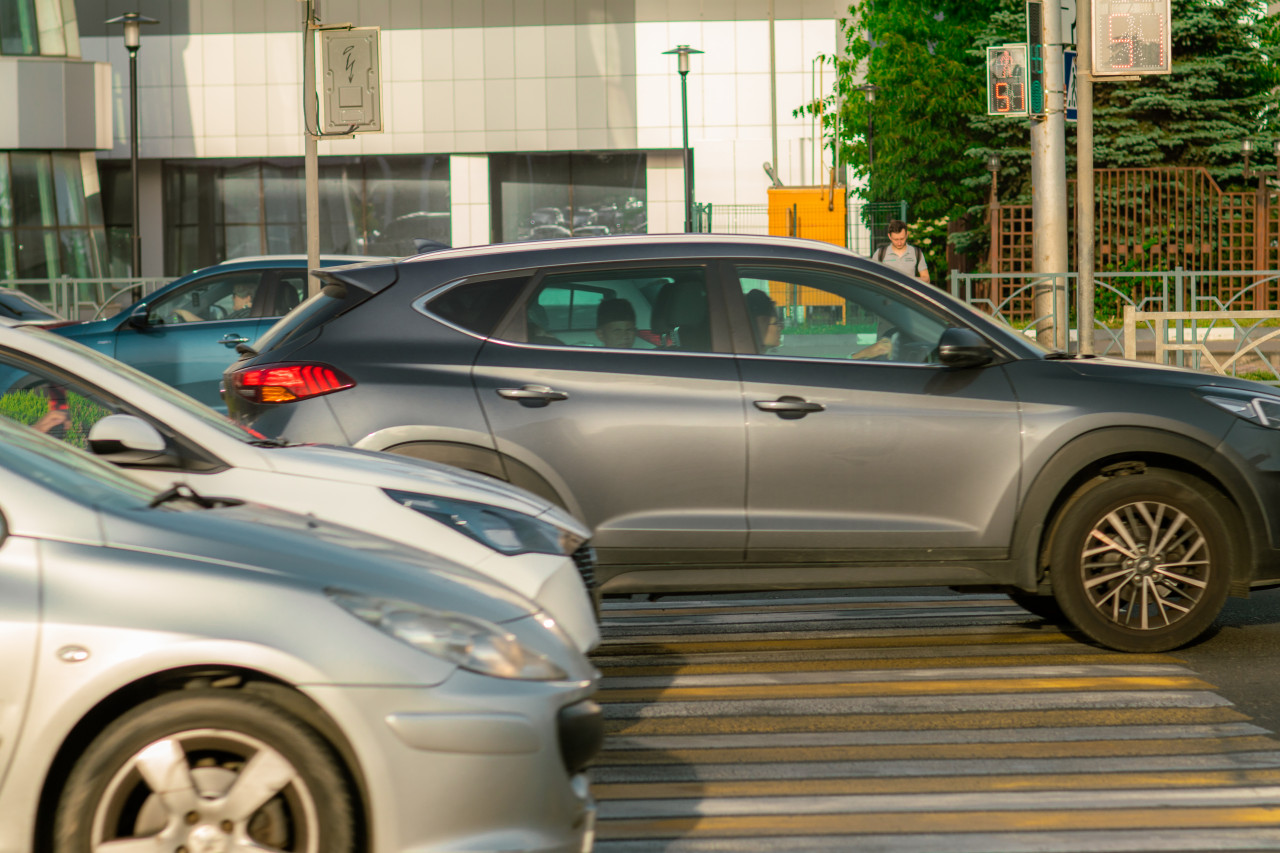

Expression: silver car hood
xmin=260 ymin=443 xmax=591 ymax=537
xmin=95 ymin=500 xmax=541 ymax=625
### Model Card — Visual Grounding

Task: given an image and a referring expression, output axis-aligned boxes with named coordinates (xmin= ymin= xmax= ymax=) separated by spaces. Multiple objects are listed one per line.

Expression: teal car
xmin=53 ymin=256 xmax=382 ymax=410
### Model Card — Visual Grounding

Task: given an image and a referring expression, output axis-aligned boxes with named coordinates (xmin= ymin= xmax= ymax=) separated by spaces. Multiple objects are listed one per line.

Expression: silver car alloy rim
xmin=90 ymin=728 xmax=320 ymax=853
xmin=1080 ymin=499 xmax=1210 ymax=631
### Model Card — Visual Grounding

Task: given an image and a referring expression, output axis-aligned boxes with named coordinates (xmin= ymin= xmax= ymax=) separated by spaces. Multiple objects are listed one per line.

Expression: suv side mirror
xmin=87 ymin=414 xmax=172 ymax=464
xmin=125 ymin=304 xmax=151 ymax=330
xmin=937 ymin=327 xmax=996 ymax=368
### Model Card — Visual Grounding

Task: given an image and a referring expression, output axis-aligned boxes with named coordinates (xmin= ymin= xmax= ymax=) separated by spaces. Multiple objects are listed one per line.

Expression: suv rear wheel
xmin=1048 ymin=469 xmax=1232 ymax=653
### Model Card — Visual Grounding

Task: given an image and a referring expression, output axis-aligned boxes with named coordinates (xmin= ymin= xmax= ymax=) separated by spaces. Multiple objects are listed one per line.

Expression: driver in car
xmin=172 ymin=281 xmax=254 ymax=323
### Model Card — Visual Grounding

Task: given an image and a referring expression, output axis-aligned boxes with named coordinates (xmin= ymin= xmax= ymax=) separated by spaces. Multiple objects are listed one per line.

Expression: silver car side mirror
xmin=87 ymin=414 xmax=169 ymax=463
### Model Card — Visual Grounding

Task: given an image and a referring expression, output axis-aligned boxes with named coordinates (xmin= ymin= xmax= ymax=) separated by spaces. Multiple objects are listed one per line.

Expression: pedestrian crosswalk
xmin=590 ymin=591 xmax=1280 ymax=852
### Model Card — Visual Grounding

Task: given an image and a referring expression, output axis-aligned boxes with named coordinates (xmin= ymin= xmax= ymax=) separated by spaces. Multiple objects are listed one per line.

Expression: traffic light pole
xmin=1076 ymin=1 xmax=1095 ymax=354
xmin=1029 ymin=1 xmax=1069 ymax=352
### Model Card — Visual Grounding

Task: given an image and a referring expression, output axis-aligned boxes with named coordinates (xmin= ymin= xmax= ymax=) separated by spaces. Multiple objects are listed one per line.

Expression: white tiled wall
xmin=83 ymin=4 xmax=843 ymax=232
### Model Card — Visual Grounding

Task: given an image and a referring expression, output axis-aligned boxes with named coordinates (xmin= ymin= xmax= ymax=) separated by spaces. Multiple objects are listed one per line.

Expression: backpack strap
xmin=874 ymin=245 xmax=886 ymax=263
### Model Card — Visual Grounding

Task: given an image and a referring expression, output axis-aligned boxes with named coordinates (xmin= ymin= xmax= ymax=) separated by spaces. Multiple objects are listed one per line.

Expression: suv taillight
xmin=230 ymin=363 xmax=355 ymax=404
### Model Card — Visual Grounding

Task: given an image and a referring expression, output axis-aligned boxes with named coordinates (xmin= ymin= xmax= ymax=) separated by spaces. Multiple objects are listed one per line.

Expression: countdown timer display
xmin=1092 ymin=0 xmax=1171 ymax=75
xmin=987 ymin=44 xmax=1029 ymax=117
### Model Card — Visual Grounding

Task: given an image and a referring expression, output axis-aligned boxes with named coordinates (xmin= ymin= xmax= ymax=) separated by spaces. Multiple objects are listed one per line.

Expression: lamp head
xmin=987 ymin=153 xmax=1001 ymax=174
xmin=663 ymin=44 xmax=704 ymax=75
xmin=1242 ymin=139 xmax=1254 ymax=156
xmin=105 ymin=12 xmax=159 ymax=49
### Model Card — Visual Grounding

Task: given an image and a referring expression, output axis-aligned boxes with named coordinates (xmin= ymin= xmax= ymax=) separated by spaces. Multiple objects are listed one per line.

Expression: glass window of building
xmin=0 ymin=151 xmax=107 ymax=298
xmin=161 ymin=156 xmax=450 ymax=275
xmin=490 ymin=153 xmax=647 ymax=244
xmin=0 ymin=0 xmax=74 ymax=56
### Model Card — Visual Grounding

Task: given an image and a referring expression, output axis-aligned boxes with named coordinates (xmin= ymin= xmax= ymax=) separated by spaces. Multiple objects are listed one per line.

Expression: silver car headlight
xmin=328 ymin=589 xmax=568 ymax=681
xmin=384 ymin=490 xmax=587 ymax=556
xmin=1202 ymin=388 xmax=1280 ymax=429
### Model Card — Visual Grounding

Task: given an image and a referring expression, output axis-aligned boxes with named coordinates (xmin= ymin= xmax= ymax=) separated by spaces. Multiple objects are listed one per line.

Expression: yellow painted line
xmin=596 ymin=674 xmax=1214 ymax=703
xmin=594 ymin=768 xmax=1280 ymax=800
xmin=594 ymin=735 xmax=1280 ymax=767
xmin=595 ymin=806 xmax=1280 ymax=840
xmin=596 ymin=631 xmax=1078 ymax=657
xmin=604 ymin=706 xmax=1251 ymax=735
xmin=598 ymin=652 xmax=1178 ymax=677
xmin=604 ymin=598 xmax=1017 ymax=618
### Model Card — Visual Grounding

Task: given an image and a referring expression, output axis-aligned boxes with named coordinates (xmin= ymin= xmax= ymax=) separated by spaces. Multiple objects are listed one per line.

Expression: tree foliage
xmin=816 ymin=0 xmax=1280 ymax=246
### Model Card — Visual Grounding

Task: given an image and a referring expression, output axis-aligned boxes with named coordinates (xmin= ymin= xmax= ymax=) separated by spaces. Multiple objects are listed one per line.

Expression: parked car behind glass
xmin=0 ymin=415 xmax=600 ymax=853
xmin=225 ymin=233 xmax=1280 ymax=653
xmin=53 ymin=256 xmax=387 ymax=410
xmin=0 ymin=321 xmax=599 ymax=652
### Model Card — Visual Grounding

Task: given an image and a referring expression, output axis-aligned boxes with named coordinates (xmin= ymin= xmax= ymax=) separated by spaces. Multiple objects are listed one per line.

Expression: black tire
xmin=1048 ymin=469 xmax=1233 ymax=653
xmin=1007 ymin=591 xmax=1063 ymax=622
xmin=53 ymin=689 xmax=355 ymax=853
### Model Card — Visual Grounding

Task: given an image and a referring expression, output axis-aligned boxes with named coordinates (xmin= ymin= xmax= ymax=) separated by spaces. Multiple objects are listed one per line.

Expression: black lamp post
xmin=664 ymin=44 xmax=703 ymax=233
xmin=105 ymin=12 xmax=158 ymax=277
xmin=856 ymin=83 xmax=878 ymax=199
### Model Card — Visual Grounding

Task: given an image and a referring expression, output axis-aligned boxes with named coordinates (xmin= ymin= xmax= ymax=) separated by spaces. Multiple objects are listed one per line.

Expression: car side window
xmin=736 ymin=265 xmax=948 ymax=363
xmin=270 ymin=272 xmax=308 ymax=316
xmin=0 ymin=363 xmax=122 ymax=449
xmin=513 ymin=267 xmax=713 ymax=352
xmin=147 ymin=271 xmax=263 ymax=326
xmin=425 ymin=276 xmax=530 ymax=336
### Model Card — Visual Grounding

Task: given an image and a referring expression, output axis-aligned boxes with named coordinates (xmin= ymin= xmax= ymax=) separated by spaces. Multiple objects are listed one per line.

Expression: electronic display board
xmin=987 ymin=44 xmax=1029 ymax=117
xmin=1091 ymin=0 xmax=1171 ymax=75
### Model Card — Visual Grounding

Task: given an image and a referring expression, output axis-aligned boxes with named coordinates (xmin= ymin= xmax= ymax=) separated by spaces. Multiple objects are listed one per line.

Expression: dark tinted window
xmin=426 ymin=277 xmax=528 ymax=336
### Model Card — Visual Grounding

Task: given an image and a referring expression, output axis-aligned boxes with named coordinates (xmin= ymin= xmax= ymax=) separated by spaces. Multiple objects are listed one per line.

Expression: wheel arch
xmin=33 ymin=666 xmax=372 ymax=852
xmin=1014 ymin=427 xmax=1262 ymax=596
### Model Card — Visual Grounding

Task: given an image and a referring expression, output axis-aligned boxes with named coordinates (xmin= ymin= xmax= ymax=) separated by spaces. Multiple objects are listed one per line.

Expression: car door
xmin=729 ymin=262 xmax=1023 ymax=564
xmin=0 ymin=524 xmax=39 ymax=789
xmin=113 ymin=269 xmax=276 ymax=408
xmin=471 ymin=264 xmax=748 ymax=564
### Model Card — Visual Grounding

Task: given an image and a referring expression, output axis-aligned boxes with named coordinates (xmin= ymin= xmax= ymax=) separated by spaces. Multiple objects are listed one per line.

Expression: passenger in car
xmin=595 ymin=298 xmax=643 ymax=349
xmin=746 ymin=290 xmax=783 ymax=352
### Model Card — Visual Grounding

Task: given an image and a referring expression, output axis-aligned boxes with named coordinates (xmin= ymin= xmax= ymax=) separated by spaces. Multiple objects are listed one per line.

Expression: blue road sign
xmin=1065 ymin=49 xmax=1077 ymax=122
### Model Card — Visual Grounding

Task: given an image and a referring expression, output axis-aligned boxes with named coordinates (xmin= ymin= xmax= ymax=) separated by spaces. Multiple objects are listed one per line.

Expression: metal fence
xmin=3 ymin=277 xmax=173 ymax=322
xmin=694 ymin=200 xmax=908 ymax=257
xmin=951 ymin=268 xmax=1280 ymax=380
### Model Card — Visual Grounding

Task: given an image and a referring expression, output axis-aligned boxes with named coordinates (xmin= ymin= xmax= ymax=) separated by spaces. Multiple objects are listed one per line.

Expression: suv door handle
xmin=754 ymin=396 xmax=825 ymax=419
xmin=497 ymin=385 xmax=569 ymax=407
xmin=219 ymin=334 xmax=250 ymax=348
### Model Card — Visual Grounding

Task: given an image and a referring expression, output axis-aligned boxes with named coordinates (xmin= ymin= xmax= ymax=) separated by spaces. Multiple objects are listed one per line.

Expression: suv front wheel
xmin=1048 ymin=468 xmax=1233 ymax=653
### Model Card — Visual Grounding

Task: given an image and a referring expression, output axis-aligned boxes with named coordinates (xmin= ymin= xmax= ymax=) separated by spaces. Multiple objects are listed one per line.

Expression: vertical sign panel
xmin=1091 ymin=0 xmax=1171 ymax=75
xmin=1027 ymin=1 xmax=1045 ymax=116
xmin=320 ymin=27 xmax=383 ymax=133
xmin=987 ymin=44 xmax=1029 ymax=117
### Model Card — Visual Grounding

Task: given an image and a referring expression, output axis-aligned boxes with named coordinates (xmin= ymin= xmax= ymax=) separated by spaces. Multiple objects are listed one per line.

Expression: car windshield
xmin=0 ymin=291 xmax=61 ymax=321
xmin=0 ymin=415 xmax=156 ymax=508
xmin=16 ymin=326 xmax=268 ymax=444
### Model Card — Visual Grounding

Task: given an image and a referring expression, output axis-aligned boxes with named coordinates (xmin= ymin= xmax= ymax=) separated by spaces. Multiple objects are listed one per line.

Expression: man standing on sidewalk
xmin=873 ymin=220 xmax=930 ymax=284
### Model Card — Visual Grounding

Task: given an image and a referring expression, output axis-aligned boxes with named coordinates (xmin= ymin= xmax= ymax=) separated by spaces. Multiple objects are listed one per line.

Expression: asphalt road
xmin=1176 ymin=585 xmax=1280 ymax=734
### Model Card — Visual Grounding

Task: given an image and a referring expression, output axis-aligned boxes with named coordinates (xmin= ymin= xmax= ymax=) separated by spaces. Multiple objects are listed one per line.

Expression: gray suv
xmin=225 ymin=234 xmax=1280 ymax=653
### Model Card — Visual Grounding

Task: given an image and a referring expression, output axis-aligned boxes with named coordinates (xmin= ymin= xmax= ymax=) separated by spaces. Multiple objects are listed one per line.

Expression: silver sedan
xmin=0 ymin=417 xmax=599 ymax=853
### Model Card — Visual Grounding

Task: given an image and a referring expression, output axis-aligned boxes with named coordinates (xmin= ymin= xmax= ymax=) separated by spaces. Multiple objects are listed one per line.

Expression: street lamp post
xmin=663 ymin=45 xmax=703 ymax=233
xmin=856 ymin=83 xmax=878 ymax=200
xmin=986 ymin=153 xmax=1002 ymax=301
xmin=106 ymin=12 xmax=158 ymax=277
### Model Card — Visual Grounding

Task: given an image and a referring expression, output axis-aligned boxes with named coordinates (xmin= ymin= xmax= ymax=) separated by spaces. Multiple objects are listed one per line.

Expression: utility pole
xmin=1029 ymin=1 xmax=1069 ymax=351
xmin=1076 ymin=0 xmax=1095 ymax=354
xmin=303 ymin=0 xmax=320 ymax=294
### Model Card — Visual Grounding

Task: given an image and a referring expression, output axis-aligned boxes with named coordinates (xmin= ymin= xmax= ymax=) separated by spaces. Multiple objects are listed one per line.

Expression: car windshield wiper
xmin=247 ymin=437 xmax=290 ymax=447
xmin=149 ymin=483 xmax=243 ymax=509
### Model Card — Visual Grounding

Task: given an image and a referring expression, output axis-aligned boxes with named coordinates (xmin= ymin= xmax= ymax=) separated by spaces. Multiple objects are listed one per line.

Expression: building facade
xmin=61 ymin=0 xmax=845 ymax=277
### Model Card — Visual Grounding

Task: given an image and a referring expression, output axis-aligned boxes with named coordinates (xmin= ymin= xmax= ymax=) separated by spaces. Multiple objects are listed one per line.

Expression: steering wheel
xmin=205 ymin=304 xmax=227 ymax=321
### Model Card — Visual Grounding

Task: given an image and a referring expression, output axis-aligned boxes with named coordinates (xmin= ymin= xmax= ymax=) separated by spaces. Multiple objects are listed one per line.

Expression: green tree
xmin=818 ymin=0 xmax=1280 ymax=263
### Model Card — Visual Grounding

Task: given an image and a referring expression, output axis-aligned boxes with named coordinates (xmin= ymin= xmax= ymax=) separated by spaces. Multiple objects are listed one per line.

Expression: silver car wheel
xmin=91 ymin=728 xmax=320 ymax=852
xmin=1080 ymin=499 xmax=1210 ymax=631
xmin=55 ymin=690 xmax=354 ymax=853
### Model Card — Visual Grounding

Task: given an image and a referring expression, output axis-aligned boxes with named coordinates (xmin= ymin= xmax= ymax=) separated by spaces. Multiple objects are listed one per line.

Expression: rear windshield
xmin=254 ymin=284 xmax=372 ymax=353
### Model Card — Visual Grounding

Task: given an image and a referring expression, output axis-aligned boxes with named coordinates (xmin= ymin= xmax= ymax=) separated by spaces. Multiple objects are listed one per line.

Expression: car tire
xmin=1006 ymin=591 xmax=1063 ymax=622
xmin=1048 ymin=468 xmax=1232 ymax=653
xmin=53 ymin=689 xmax=355 ymax=853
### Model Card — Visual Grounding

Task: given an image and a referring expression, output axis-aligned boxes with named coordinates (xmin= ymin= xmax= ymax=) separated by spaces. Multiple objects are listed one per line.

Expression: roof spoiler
xmin=310 ymin=261 xmax=398 ymax=297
